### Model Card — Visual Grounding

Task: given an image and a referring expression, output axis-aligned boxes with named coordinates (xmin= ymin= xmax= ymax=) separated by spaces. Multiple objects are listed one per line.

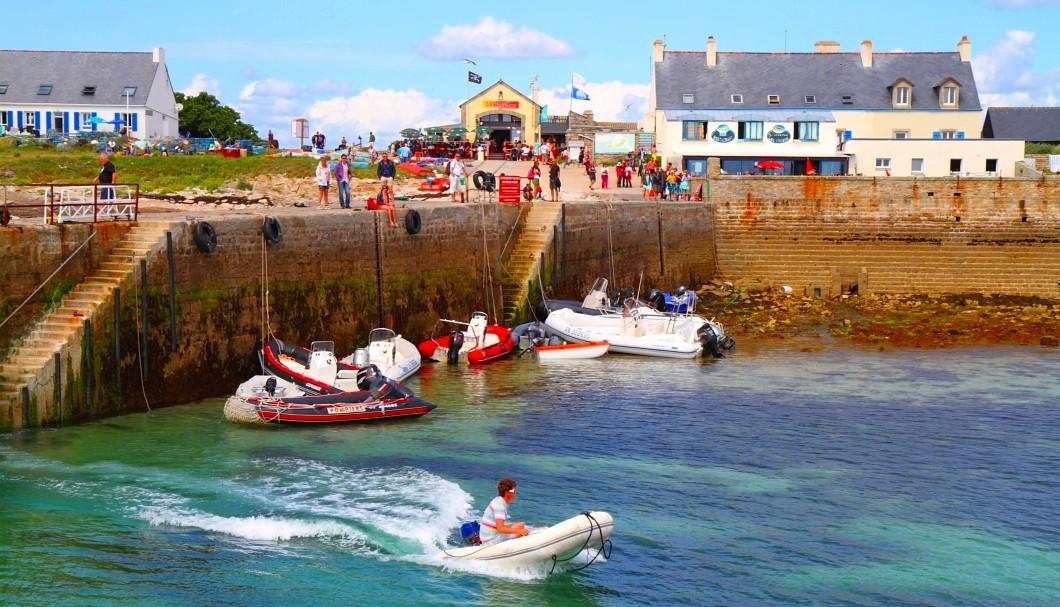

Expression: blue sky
xmin=5 ymin=0 xmax=1059 ymax=143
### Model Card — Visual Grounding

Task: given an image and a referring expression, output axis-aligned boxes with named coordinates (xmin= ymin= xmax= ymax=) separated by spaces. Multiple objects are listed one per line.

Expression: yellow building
xmin=459 ymin=80 xmax=541 ymax=147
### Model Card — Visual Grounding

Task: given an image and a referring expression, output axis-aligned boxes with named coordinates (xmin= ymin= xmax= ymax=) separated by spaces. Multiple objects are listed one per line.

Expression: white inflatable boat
xmin=440 ymin=511 xmax=614 ymax=568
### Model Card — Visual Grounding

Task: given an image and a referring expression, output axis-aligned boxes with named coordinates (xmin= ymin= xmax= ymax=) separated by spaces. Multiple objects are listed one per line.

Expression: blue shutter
xmin=7 ymin=111 xmax=13 ymax=128
xmin=73 ymin=111 xmax=80 ymax=130
xmin=63 ymin=112 xmax=70 ymax=133
xmin=46 ymin=112 xmax=52 ymax=133
xmin=35 ymin=112 xmax=41 ymax=130
xmin=957 ymin=131 xmax=965 ymax=139
xmin=131 ymin=112 xmax=138 ymax=133
xmin=843 ymin=130 xmax=852 ymax=141
xmin=932 ymin=131 xmax=941 ymax=139
xmin=17 ymin=111 xmax=23 ymax=128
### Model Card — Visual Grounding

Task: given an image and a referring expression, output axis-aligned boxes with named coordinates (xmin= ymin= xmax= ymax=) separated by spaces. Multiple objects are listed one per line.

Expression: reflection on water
xmin=1 ymin=346 xmax=1058 ymax=607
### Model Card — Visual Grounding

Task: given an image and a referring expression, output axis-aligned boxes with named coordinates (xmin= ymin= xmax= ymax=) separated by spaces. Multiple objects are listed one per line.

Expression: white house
xmin=0 ymin=47 xmax=179 ymax=139
xmin=646 ymin=36 xmax=1025 ymax=177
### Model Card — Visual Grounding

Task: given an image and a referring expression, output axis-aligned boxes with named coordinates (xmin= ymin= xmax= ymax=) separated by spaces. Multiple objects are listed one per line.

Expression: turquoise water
xmin=2 ymin=346 xmax=1058 ymax=606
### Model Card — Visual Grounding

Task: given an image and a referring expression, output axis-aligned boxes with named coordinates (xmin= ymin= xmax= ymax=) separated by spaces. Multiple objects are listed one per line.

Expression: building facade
xmin=459 ymin=80 xmax=541 ymax=147
xmin=647 ymin=36 xmax=1024 ymax=177
xmin=0 ymin=47 xmax=178 ymax=139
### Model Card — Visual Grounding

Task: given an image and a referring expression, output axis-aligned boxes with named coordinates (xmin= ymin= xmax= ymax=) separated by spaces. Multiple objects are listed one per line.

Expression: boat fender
xmin=369 ymin=376 xmax=398 ymax=400
xmin=460 ymin=521 xmax=481 ymax=546
xmin=0 ymin=205 xmax=10 ymax=227
xmin=356 ymin=364 xmax=381 ymax=390
xmin=262 ymin=216 xmax=283 ymax=245
xmin=352 ymin=348 xmax=370 ymax=368
xmin=446 ymin=330 xmax=464 ymax=364
xmin=483 ymin=172 xmax=497 ymax=192
xmin=546 ymin=336 xmax=563 ymax=346
xmin=698 ymin=323 xmax=724 ymax=358
xmin=193 ymin=221 xmax=218 ymax=253
xmin=646 ymin=288 xmax=666 ymax=311
xmin=417 ymin=341 xmax=438 ymax=360
xmin=405 ymin=209 xmax=422 ymax=235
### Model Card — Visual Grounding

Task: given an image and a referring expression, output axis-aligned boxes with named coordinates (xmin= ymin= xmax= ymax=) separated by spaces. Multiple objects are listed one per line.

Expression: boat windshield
xmin=368 ymin=328 xmax=396 ymax=344
xmin=310 ymin=341 xmax=335 ymax=353
xmin=581 ymin=278 xmax=610 ymax=309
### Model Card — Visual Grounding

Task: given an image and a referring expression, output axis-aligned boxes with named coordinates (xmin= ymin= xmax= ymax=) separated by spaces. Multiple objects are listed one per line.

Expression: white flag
xmin=571 ymin=72 xmax=590 ymax=101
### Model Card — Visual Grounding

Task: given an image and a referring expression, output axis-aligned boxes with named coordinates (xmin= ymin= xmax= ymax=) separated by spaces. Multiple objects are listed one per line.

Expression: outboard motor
xmin=264 ymin=376 xmax=277 ymax=397
xmin=356 ymin=364 xmax=381 ymax=390
xmin=460 ymin=521 xmax=481 ymax=546
xmin=646 ymin=288 xmax=666 ymax=311
xmin=446 ymin=330 xmax=465 ymax=365
xmin=698 ymin=323 xmax=725 ymax=358
xmin=621 ymin=287 xmax=635 ymax=301
xmin=369 ymin=375 xmax=398 ymax=400
xmin=352 ymin=348 xmax=370 ymax=369
xmin=608 ymin=288 xmax=621 ymax=305
xmin=526 ymin=323 xmax=546 ymax=346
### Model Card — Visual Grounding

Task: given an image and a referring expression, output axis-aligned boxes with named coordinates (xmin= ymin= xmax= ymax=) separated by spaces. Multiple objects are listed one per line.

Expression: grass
xmin=0 ymin=139 xmax=378 ymax=194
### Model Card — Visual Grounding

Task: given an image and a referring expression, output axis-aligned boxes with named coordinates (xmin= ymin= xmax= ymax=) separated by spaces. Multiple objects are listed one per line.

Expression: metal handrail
xmin=0 ymin=230 xmax=98 ymax=333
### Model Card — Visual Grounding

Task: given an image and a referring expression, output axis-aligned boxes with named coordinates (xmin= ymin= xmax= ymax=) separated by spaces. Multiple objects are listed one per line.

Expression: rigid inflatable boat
xmin=440 ymin=511 xmax=614 ymax=569
xmin=417 ymin=312 xmax=515 ymax=365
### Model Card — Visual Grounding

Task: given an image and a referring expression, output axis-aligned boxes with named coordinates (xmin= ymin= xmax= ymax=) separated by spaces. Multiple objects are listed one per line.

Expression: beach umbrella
xmin=107 ymin=118 xmax=126 ymax=125
xmin=474 ymin=125 xmax=493 ymax=136
xmin=755 ymin=160 xmax=784 ymax=170
xmin=446 ymin=127 xmax=468 ymax=139
xmin=399 ymin=128 xmax=422 ymax=139
xmin=86 ymin=116 xmax=107 ymax=124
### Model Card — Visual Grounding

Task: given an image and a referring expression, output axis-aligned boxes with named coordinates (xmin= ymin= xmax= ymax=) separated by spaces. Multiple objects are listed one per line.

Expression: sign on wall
xmin=767 ymin=125 xmax=790 ymax=143
xmin=483 ymin=100 xmax=520 ymax=109
xmin=711 ymin=124 xmax=735 ymax=143
xmin=595 ymin=133 xmax=636 ymax=154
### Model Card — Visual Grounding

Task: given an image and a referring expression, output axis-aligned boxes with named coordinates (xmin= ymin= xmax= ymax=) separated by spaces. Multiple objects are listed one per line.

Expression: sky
xmin=4 ymin=0 xmax=1059 ymax=144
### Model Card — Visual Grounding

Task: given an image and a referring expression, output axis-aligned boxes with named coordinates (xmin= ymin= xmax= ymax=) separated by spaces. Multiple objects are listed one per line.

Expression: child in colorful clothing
xmin=479 ymin=478 xmax=529 ymax=544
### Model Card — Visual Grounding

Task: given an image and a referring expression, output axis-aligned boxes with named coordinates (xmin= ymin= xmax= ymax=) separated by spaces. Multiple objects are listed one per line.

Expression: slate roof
xmin=0 ymin=50 xmax=160 ymax=105
xmin=982 ymin=107 xmax=1060 ymax=142
xmin=655 ymin=51 xmax=981 ymax=111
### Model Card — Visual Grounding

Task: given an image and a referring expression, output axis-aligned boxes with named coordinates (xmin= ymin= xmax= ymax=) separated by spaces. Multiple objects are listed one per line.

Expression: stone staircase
xmin=0 ymin=220 xmax=180 ymax=407
xmin=501 ymin=202 xmax=564 ymax=324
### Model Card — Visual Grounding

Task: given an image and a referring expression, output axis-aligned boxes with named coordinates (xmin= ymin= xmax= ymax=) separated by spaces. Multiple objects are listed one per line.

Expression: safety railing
xmin=24 ymin=183 xmax=140 ymax=223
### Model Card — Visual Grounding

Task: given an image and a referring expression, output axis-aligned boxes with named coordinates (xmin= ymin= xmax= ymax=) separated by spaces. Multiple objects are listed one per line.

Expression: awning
xmin=664 ymin=109 xmax=836 ymax=123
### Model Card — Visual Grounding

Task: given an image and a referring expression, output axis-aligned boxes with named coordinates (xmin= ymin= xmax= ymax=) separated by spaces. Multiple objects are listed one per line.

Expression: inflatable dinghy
xmin=440 ymin=511 xmax=613 ymax=568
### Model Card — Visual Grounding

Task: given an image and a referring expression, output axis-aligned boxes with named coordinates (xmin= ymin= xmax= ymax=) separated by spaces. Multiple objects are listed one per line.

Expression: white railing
xmin=34 ymin=184 xmax=139 ymax=223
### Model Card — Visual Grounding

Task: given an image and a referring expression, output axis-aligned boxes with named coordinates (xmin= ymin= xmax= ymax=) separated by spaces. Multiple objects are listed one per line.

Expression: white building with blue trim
xmin=0 ymin=47 xmax=178 ymax=139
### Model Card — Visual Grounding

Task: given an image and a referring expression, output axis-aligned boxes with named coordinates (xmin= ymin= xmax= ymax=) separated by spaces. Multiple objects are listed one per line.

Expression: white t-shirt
xmin=448 ymin=158 xmax=466 ymax=177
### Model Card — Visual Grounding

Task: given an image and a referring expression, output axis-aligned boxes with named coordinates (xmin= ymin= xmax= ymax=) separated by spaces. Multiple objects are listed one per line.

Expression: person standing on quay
xmin=377 ymin=152 xmax=397 ymax=193
xmin=548 ymin=159 xmax=561 ymax=202
xmin=93 ymin=154 xmax=117 ymax=200
xmin=447 ymin=153 xmax=467 ymax=202
xmin=584 ymin=156 xmax=596 ymax=190
xmin=315 ymin=157 xmax=331 ymax=208
xmin=335 ymin=153 xmax=353 ymax=208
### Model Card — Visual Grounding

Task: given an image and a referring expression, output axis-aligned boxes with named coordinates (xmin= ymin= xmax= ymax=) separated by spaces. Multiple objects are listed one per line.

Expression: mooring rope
xmin=548 ymin=511 xmax=612 ymax=575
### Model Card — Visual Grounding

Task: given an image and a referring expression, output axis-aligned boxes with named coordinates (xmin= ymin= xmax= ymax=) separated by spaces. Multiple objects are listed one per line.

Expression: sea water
xmin=1 ymin=346 xmax=1058 ymax=607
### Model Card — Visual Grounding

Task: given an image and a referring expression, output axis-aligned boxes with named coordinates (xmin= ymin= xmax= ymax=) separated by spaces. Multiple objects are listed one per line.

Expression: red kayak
xmin=417 ymin=312 xmax=515 ymax=365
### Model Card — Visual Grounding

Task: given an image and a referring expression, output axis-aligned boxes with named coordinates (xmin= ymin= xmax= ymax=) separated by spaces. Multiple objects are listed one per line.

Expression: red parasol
xmin=755 ymin=160 xmax=784 ymax=170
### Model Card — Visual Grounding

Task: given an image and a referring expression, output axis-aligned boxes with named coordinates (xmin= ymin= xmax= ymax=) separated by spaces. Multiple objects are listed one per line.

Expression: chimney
xmin=707 ymin=36 xmax=717 ymax=67
xmin=813 ymin=41 xmax=840 ymax=54
xmin=652 ymin=39 xmax=664 ymax=63
xmin=957 ymin=35 xmax=971 ymax=62
xmin=152 ymin=47 xmax=164 ymax=63
xmin=583 ymin=110 xmax=594 ymax=122
xmin=860 ymin=40 xmax=872 ymax=68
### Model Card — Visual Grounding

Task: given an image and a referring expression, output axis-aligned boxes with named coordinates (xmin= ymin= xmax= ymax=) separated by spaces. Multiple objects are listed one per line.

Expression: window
xmin=731 ymin=94 xmax=743 ymax=104
xmin=24 ymin=111 xmax=36 ymax=127
xmin=38 ymin=84 xmax=52 ymax=95
xmin=841 ymin=95 xmax=854 ymax=104
xmin=875 ymin=158 xmax=891 ymax=170
xmin=894 ymin=130 xmax=909 ymax=139
xmin=796 ymin=121 xmax=819 ymax=141
xmin=804 ymin=95 xmax=816 ymax=104
xmin=738 ymin=121 xmax=763 ymax=141
xmin=939 ymin=130 xmax=958 ymax=140
xmin=123 ymin=86 xmax=137 ymax=96
xmin=682 ymin=121 xmax=708 ymax=141
xmin=986 ymin=158 xmax=998 ymax=173
xmin=682 ymin=93 xmax=694 ymax=104
xmin=81 ymin=112 xmax=93 ymax=126
xmin=0 ymin=84 xmax=7 ymax=94
xmin=942 ymin=86 xmax=957 ymax=106
xmin=121 ymin=113 xmax=132 ymax=131
xmin=950 ymin=158 xmax=962 ymax=173
xmin=767 ymin=94 xmax=780 ymax=105
xmin=685 ymin=158 xmax=707 ymax=176
xmin=0 ymin=112 xmax=6 ymax=128
xmin=52 ymin=113 xmax=64 ymax=132
xmin=894 ymin=86 xmax=910 ymax=106
xmin=82 ymin=86 xmax=96 ymax=95
xmin=911 ymin=158 xmax=924 ymax=173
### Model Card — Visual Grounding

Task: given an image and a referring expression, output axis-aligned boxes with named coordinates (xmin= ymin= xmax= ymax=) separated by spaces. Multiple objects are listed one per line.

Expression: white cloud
xmin=536 ymin=79 xmax=651 ymax=123
xmin=235 ymin=78 xmax=460 ymax=144
xmin=181 ymin=73 xmax=221 ymax=97
xmin=973 ymin=30 xmax=1060 ymax=106
xmin=418 ymin=17 xmax=576 ymax=61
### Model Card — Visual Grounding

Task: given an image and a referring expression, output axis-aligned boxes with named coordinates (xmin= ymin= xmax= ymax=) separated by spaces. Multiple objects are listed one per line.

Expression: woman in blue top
xmin=479 ymin=478 xmax=529 ymax=543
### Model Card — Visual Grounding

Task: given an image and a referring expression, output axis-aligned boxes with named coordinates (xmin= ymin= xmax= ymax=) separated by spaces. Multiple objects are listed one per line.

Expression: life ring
xmin=405 ymin=209 xmax=422 ymax=235
xmin=262 ymin=216 xmax=282 ymax=245
xmin=193 ymin=221 xmax=218 ymax=253
xmin=473 ymin=171 xmax=487 ymax=190
xmin=0 ymin=206 xmax=10 ymax=227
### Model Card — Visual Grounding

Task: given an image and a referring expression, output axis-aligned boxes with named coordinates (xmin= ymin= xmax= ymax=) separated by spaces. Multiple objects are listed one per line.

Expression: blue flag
xmin=571 ymin=72 xmax=590 ymax=100
xmin=540 ymin=105 xmax=548 ymax=123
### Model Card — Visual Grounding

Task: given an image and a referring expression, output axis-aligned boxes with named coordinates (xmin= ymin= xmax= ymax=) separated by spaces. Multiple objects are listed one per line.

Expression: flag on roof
xmin=571 ymin=72 xmax=590 ymax=100
xmin=468 ymin=71 xmax=482 ymax=84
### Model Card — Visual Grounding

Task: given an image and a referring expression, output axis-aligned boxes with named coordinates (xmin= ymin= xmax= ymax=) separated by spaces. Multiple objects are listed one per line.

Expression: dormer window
xmin=841 ymin=95 xmax=854 ymax=104
xmin=936 ymin=78 xmax=960 ymax=109
xmin=82 ymin=86 xmax=96 ymax=96
xmin=731 ymin=94 xmax=743 ymax=104
xmin=682 ymin=93 xmax=694 ymax=104
xmin=942 ymin=85 xmax=957 ymax=106
xmin=767 ymin=94 xmax=780 ymax=105
xmin=0 ymin=84 xmax=8 ymax=94
xmin=123 ymin=86 xmax=137 ymax=96
xmin=804 ymin=95 xmax=816 ymax=104
xmin=38 ymin=85 xmax=52 ymax=95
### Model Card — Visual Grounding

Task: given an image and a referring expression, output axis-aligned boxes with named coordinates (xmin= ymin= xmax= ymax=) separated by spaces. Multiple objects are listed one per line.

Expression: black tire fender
xmin=404 ymin=209 xmax=422 ymax=235
xmin=193 ymin=221 xmax=218 ymax=253
xmin=472 ymin=170 xmax=487 ymax=190
xmin=262 ymin=216 xmax=282 ymax=245
xmin=484 ymin=172 xmax=497 ymax=193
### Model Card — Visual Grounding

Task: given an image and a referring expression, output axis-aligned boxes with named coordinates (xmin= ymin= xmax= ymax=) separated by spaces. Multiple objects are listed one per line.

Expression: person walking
xmin=600 ymin=165 xmax=609 ymax=189
xmin=377 ymin=152 xmax=397 ymax=193
xmin=315 ymin=157 xmax=331 ymax=208
xmin=584 ymin=156 xmax=596 ymax=190
xmin=93 ymin=154 xmax=118 ymax=200
xmin=334 ymin=153 xmax=353 ymax=208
